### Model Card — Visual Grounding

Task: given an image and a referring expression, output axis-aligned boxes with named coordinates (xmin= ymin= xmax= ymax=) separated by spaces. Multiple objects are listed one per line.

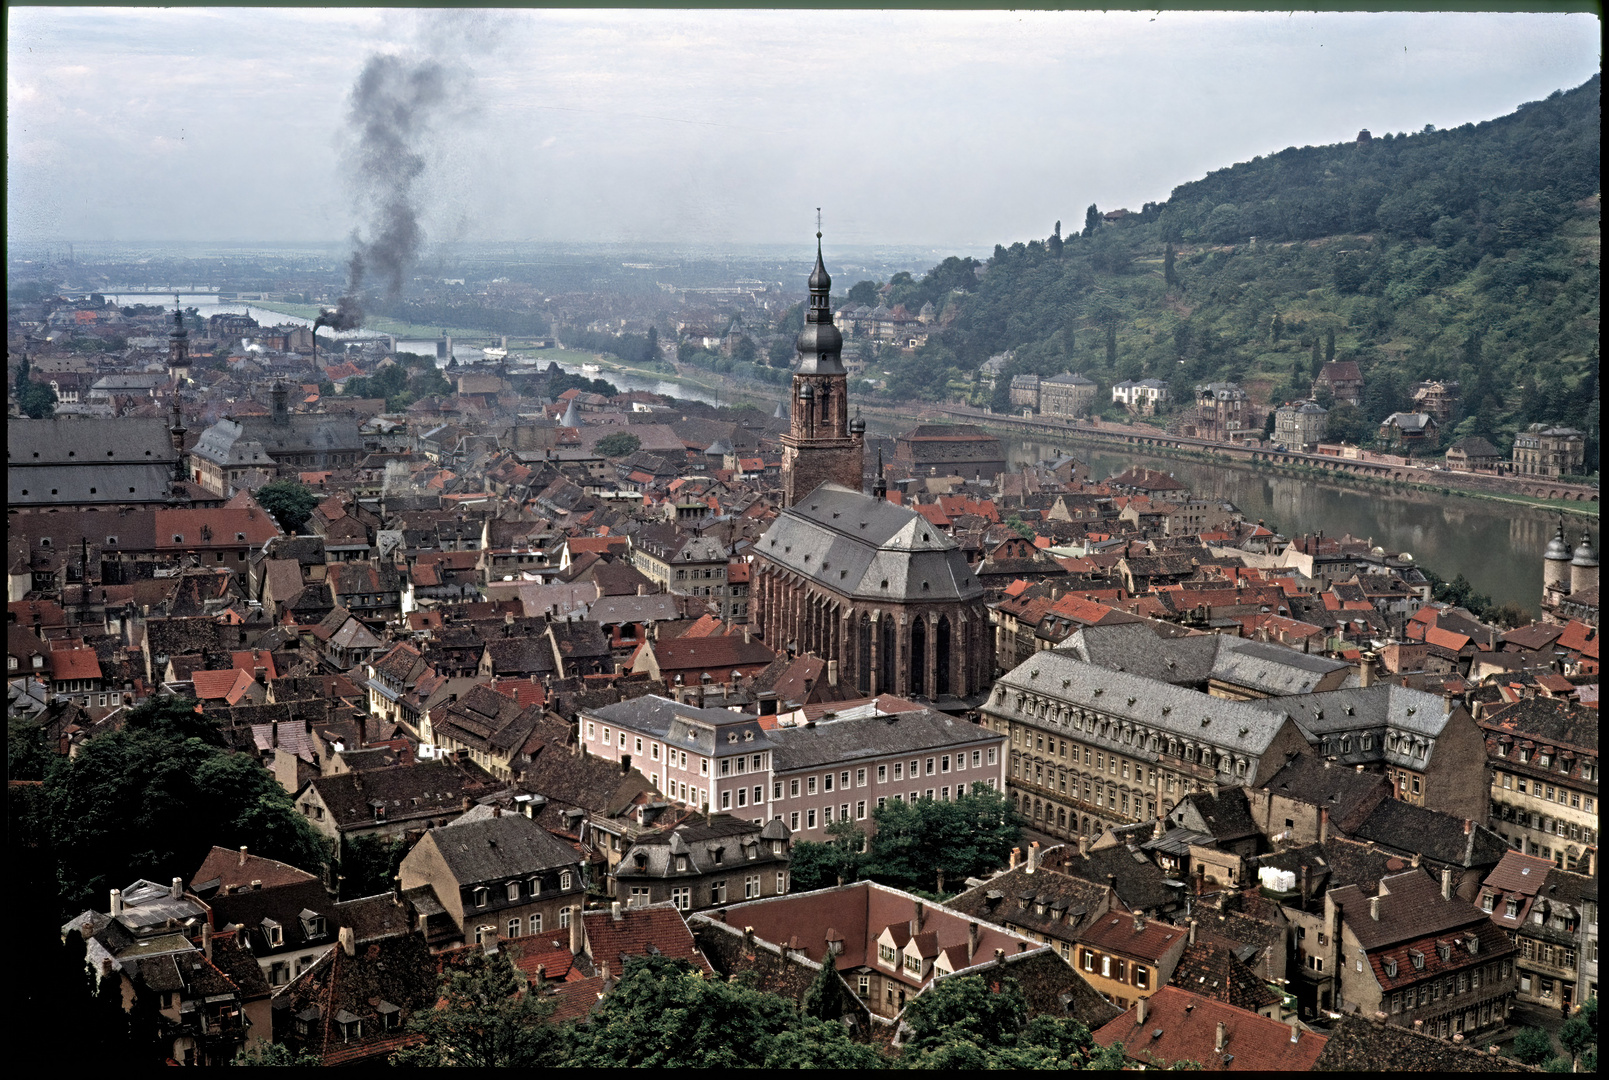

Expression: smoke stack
xmin=1215 ymin=1022 xmax=1227 ymax=1052
xmin=1137 ymin=995 xmax=1148 ymax=1025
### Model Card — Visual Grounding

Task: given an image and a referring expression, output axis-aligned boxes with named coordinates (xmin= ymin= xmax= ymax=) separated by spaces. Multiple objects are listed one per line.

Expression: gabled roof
xmin=582 ymin=901 xmax=715 ymax=975
xmin=1094 ymin=986 xmax=1324 ymax=1071
xmin=1331 ymin=868 xmax=1489 ymax=950
xmin=422 ymin=812 xmax=581 ymax=886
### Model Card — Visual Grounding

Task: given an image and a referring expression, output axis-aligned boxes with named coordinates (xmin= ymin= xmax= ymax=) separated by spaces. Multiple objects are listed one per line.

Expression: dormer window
xmin=728 ymin=733 xmax=738 ymax=744
xmin=1438 ymin=942 xmax=1451 ymax=961
xmin=264 ymin=918 xmax=283 ymax=946
xmin=560 ymin=871 xmax=573 ymax=890
xmin=507 ymin=881 xmax=520 ymax=902
xmin=1410 ymin=950 xmax=1424 ymax=969
xmin=474 ymin=887 xmax=489 ymax=907
xmin=1385 ymin=958 xmax=1397 ymax=978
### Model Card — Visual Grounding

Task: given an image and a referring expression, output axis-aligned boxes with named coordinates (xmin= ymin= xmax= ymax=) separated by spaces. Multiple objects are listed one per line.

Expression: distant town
xmin=7 ymin=244 xmax=1598 ymax=1071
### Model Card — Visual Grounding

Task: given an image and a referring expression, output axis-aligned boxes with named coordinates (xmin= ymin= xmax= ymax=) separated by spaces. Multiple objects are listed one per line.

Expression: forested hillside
xmin=858 ymin=75 xmax=1599 ymax=466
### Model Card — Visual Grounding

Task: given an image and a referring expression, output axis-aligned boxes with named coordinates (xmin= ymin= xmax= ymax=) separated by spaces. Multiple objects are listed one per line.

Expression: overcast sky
xmin=7 ymin=8 xmax=1601 ymax=251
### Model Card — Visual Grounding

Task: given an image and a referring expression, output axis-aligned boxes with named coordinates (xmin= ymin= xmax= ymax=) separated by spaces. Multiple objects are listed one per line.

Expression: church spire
xmin=873 ymin=446 xmax=887 ymax=500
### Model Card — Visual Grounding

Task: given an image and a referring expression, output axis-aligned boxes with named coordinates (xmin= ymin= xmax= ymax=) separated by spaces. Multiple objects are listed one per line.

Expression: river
xmin=1004 ymin=438 xmax=1580 ymax=617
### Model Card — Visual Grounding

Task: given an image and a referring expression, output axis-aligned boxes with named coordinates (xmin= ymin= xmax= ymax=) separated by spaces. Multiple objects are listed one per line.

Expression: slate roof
xmin=648 ymin=633 xmax=775 ymax=674
xmin=1331 ymin=868 xmax=1491 ymax=950
xmin=1255 ymin=753 xmax=1391 ymax=830
xmin=1169 ymin=939 xmax=1282 ymax=1013
xmin=947 ymin=866 xmax=1112 ymax=945
xmin=274 ymin=931 xmax=436 ymax=1066
xmin=208 ymin=877 xmax=337 ymax=955
xmin=1173 ymin=788 xmax=1259 ymax=843
xmin=1347 ymin=799 xmax=1508 ymax=870
xmin=768 ymin=708 xmax=1001 ymax=772
xmin=1042 ymin=843 xmax=1184 ymax=914
xmin=756 ymin=482 xmax=984 ymax=604
xmin=1313 ymin=1013 xmax=1537 ymax=1072
xmin=986 ymin=649 xmax=1297 ymax=779
xmin=305 ymin=761 xmax=481 ymax=832
xmin=425 ymin=812 xmax=582 ymax=886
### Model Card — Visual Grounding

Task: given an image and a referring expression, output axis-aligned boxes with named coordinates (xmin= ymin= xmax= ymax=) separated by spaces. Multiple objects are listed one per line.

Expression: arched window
xmin=881 ymin=617 xmax=896 ymax=697
xmin=857 ymin=612 xmax=872 ymax=695
xmin=910 ymin=619 xmax=927 ymax=696
xmin=936 ymin=615 xmax=952 ymax=696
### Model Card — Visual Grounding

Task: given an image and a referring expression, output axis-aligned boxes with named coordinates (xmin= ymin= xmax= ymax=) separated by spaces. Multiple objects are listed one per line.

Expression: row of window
xmin=1498 ymin=772 xmax=1594 ymax=812
xmin=1387 ymin=961 xmax=1509 ymax=1012
xmin=1494 ymin=802 xmax=1598 ymax=844
xmin=475 ymin=908 xmax=570 ymax=942
xmin=1079 ymin=948 xmax=1151 ymax=990
xmin=471 ymin=872 xmax=574 ymax=907
xmin=1495 ymin=742 xmax=1598 ymax=781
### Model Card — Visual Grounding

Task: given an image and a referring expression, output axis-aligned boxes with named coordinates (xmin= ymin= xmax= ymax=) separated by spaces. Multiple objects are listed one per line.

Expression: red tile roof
xmin=1093 ymin=986 xmax=1326 ymax=1071
xmin=582 ymin=903 xmax=714 ymax=976
xmin=190 ymin=844 xmax=320 ymax=891
xmin=1079 ymin=912 xmax=1187 ymax=963
xmin=192 ymin=667 xmax=249 ymax=700
xmin=50 ymin=647 xmax=102 ymax=681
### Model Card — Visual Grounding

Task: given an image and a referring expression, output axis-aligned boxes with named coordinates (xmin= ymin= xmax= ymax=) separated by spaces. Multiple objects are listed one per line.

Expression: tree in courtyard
xmin=45 ymin=697 xmax=328 ymax=913
xmin=1559 ymin=997 xmax=1598 ymax=1071
xmin=595 ymin=432 xmax=642 ymax=458
xmin=1511 ymin=1027 xmax=1555 ymax=1065
xmin=255 ymin=480 xmax=321 ymax=533
xmin=14 ymin=359 xmax=57 ymax=418
xmin=565 ymin=955 xmax=882 ymax=1068
xmin=391 ymin=946 xmax=564 ymax=1066
xmin=862 ymin=783 xmax=1022 ymax=895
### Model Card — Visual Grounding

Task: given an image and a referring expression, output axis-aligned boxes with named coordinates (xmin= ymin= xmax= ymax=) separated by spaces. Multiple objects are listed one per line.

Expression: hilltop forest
xmin=853 ymin=75 xmax=1599 ymax=466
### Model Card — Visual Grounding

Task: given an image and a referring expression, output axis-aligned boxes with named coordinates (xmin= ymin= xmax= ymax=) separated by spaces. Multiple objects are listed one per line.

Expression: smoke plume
xmin=320 ymin=50 xmax=453 ymax=332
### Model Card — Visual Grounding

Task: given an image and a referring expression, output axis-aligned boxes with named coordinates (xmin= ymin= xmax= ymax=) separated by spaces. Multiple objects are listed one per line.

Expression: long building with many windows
xmin=578 ymin=695 xmax=1004 ymax=842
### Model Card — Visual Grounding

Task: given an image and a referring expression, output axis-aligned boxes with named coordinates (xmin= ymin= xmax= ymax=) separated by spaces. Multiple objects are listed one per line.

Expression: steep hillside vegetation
xmin=858 ymin=75 xmax=1599 ymax=467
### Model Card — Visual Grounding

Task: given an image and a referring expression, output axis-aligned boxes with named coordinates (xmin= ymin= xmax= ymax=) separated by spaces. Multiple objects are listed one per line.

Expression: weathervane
xmin=816 ymin=207 xmax=822 ymax=240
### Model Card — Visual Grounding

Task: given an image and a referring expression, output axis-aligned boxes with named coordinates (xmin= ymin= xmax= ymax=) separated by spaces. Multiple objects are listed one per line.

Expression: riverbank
xmin=927 ymin=406 xmax=1598 ymax=520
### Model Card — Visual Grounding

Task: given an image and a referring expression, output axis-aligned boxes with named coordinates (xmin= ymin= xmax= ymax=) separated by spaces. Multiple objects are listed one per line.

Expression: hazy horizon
xmin=8 ymin=8 xmax=1601 ymax=252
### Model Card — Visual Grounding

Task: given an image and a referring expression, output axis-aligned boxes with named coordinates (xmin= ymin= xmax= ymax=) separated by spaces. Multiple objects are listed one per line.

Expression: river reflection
xmin=1009 ymin=439 xmax=1593 ymax=617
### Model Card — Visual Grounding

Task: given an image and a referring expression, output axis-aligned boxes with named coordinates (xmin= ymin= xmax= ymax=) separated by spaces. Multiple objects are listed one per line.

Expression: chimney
xmin=570 ymin=907 xmax=584 ymax=955
xmin=1137 ymin=995 xmax=1148 ymax=1025
xmin=535 ymin=963 xmax=547 ymax=989
xmin=238 ymin=845 xmax=249 ymax=867
xmin=1215 ymin=1022 xmax=1227 ymax=1052
xmin=170 ymin=876 xmax=183 ymax=900
xmin=610 ymin=901 xmax=622 ymax=922
xmin=827 ymin=660 xmax=838 ymax=688
xmin=1010 ymin=846 xmax=1021 ymax=870
xmin=1441 ymin=868 xmax=1453 ymax=901
xmin=967 ymin=921 xmax=980 ymax=963
xmin=1300 ymin=865 xmax=1310 ymax=903
xmin=743 ymin=627 xmax=751 ymax=645
xmin=915 ymin=901 xmax=926 ymax=932
xmin=1359 ymin=660 xmax=1375 ymax=688
xmin=1290 ymin=1021 xmax=1300 ymax=1044
xmin=1107 ymin=873 xmax=1117 ymax=893
xmin=993 ymin=947 xmax=1005 ymax=964
xmin=638 ymin=584 xmax=648 ymax=596
xmin=339 ymin=925 xmax=356 ymax=957
xmin=1411 ymin=852 xmax=1421 ymax=868
xmin=201 ymin=922 xmax=213 ymax=961
xmin=1463 ymin=818 xmax=1472 ymax=836
xmin=1078 ymin=836 xmax=1089 ymax=858
xmin=1188 ymin=919 xmax=1197 ymax=945
xmin=1319 ymin=807 xmax=1329 ymax=843
xmin=1133 ymin=912 xmax=1145 ymax=933
xmin=1370 ymin=896 xmax=1381 ymax=921
xmin=493 ymin=805 xmax=502 ymax=818
xmin=1027 ymin=841 xmax=1040 ymax=874
xmin=1354 ymin=763 xmax=1364 ymax=773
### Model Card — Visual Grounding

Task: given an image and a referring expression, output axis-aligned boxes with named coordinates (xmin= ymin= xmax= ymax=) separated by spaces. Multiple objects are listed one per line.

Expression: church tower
xmin=781 ymin=234 xmax=865 ymax=507
xmin=167 ymin=302 xmax=191 ymax=383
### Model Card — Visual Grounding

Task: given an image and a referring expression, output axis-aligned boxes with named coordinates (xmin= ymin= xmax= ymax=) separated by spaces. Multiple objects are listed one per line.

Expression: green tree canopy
xmin=391 ymin=946 xmax=564 ymax=1067
xmin=254 ymin=480 xmax=320 ymax=533
xmin=564 ymin=955 xmax=884 ymax=1068
xmin=44 ymin=697 xmax=328 ymax=914
xmin=595 ymin=431 xmax=642 ymax=458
